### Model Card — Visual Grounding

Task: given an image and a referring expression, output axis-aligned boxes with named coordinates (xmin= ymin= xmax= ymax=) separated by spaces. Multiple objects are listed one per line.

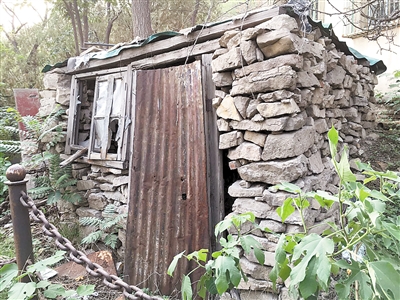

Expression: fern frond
xmin=0 ymin=141 xmax=21 ymax=154
xmin=103 ymin=234 xmax=119 ymax=249
xmin=103 ymin=204 xmax=117 ymax=214
xmin=63 ymin=192 xmax=82 ymax=204
xmin=100 ymin=213 xmax=126 ymax=230
xmin=47 ymin=190 xmax=62 ymax=204
xmin=81 ymin=231 xmax=103 ymax=245
xmin=79 ymin=217 xmax=102 ymax=228
xmin=29 ymin=186 xmax=53 ymax=199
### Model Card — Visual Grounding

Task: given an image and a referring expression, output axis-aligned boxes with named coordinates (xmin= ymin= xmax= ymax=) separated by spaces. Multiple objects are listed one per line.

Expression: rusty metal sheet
xmin=13 ymin=89 xmax=40 ymax=133
xmin=125 ymin=61 xmax=210 ymax=295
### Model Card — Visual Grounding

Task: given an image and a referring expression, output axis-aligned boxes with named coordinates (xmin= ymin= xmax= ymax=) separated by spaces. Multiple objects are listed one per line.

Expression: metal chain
xmin=19 ymin=191 xmax=163 ymax=300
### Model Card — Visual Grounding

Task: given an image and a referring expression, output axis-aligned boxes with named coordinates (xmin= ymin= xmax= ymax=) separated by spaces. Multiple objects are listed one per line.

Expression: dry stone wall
xmin=211 ymin=14 xmax=378 ymax=299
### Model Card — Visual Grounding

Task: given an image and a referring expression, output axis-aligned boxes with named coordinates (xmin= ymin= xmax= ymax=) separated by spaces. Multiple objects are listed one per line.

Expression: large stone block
xmin=257 ymin=99 xmax=300 ymax=119
xmin=259 ymin=220 xmax=286 ymax=233
xmin=219 ymin=131 xmax=244 ymax=149
xmin=244 ymin=131 xmax=267 ymax=147
xmin=308 ymin=151 xmax=324 ymax=174
xmin=234 ymin=96 xmax=251 ymax=119
xmin=257 ymin=33 xmax=324 ymax=59
xmin=230 ymin=116 xmax=289 ymax=132
xmin=237 ymin=155 xmax=309 ymax=184
xmin=296 ymin=71 xmax=320 ymax=88
xmin=228 ymin=142 xmax=262 ymax=161
xmin=88 ymin=193 xmax=108 ymax=210
xmin=212 ymin=47 xmax=243 ymax=72
xmin=283 ymin=111 xmax=307 ymax=131
xmin=231 ymin=66 xmax=297 ymax=96
xmin=258 ymin=90 xmax=294 ymax=103
xmin=232 ymin=198 xmax=272 ymax=218
xmin=234 ymin=54 xmax=303 ymax=78
xmin=262 ymin=126 xmax=315 ymax=161
xmin=326 ymin=66 xmax=346 ymax=87
xmin=228 ymin=180 xmax=265 ymax=197
xmin=216 ymin=95 xmax=243 ymax=121
xmin=256 ymin=14 xmax=299 ymax=32
xmin=240 ymin=257 xmax=273 ymax=281
xmin=212 ymin=72 xmax=233 ymax=87
xmin=240 ymin=40 xmax=258 ymax=65
xmin=56 ymin=87 xmax=70 ymax=106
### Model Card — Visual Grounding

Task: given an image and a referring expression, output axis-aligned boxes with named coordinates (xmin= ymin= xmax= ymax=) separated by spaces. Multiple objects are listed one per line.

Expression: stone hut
xmin=36 ymin=5 xmax=384 ymax=298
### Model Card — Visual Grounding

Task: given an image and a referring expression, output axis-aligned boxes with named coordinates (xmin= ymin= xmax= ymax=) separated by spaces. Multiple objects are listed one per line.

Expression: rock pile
xmin=211 ymin=14 xmax=377 ymax=298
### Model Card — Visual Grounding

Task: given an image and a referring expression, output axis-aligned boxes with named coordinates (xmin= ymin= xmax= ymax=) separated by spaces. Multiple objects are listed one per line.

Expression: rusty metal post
xmin=5 ymin=164 xmax=34 ymax=282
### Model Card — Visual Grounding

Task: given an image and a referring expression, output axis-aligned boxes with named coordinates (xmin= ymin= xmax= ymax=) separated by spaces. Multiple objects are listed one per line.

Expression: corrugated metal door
xmin=124 ymin=61 xmax=210 ymax=295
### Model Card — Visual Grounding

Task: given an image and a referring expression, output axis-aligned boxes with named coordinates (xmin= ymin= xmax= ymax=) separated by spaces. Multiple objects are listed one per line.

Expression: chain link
xmin=20 ymin=191 xmax=163 ymax=300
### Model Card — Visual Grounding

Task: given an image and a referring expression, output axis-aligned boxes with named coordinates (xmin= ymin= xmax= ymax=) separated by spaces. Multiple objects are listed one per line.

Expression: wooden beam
xmin=67 ymin=6 xmax=283 ymax=74
xmin=60 ymin=147 xmax=88 ymax=167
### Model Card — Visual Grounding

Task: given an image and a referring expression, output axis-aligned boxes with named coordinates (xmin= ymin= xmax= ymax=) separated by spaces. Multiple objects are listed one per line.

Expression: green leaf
xmin=8 ymin=282 xmax=37 ymax=300
xmin=299 ymin=272 xmax=318 ymax=299
xmin=27 ymin=251 xmax=65 ymax=273
xmin=253 ymin=247 xmax=265 ymax=266
xmin=239 ymin=235 xmax=263 ymax=264
xmin=214 ymin=256 xmax=241 ymax=294
xmin=276 ymin=198 xmax=295 ymax=223
xmin=36 ymin=280 xmax=51 ymax=289
xmin=43 ymin=283 xmax=65 ymax=299
xmin=0 ymin=263 xmax=18 ymax=292
xmin=368 ymin=261 xmax=400 ymax=300
xmin=186 ymin=249 xmax=208 ymax=262
xmin=290 ymin=234 xmax=334 ymax=289
xmin=327 ymin=126 xmax=339 ymax=157
xmin=167 ymin=251 xmax=185 ymax=277
xmin=337 ymin=146 xmax=356 ymax=183
xmin=214 ymin=219 xmax=233 ymax=238
xmin=335 ymin=259 xmax=373 ymax=300
xmin=275 ymin=182 xmax=302 ymax=194
xmin=76 ymin=284 xmax=95 ymax=296
xmin=181 ymin=275 xmax=193 ymax=300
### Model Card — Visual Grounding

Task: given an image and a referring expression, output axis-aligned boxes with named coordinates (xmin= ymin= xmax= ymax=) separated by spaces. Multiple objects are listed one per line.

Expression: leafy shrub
xmin=270 ymin=127 xmax=400 ymax=299
xmin=0 ymin=251 xmax=95 ymax=300
xmin=168 ymin=212 xmax=265 ymax=299
xmin=376 ymin=70 xmax=400 ymax=116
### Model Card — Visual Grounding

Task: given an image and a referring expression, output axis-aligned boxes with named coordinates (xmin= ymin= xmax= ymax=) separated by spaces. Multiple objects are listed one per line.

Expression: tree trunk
xmin=131 ymin=0 xmax=153 ymax=38
xmin=72 ymin=0 xmax=84 ymax=51
xmin=63 ymin=0 xmax=80 ymax=55
xmin=191 ymin=0 xmax=201 ymax=26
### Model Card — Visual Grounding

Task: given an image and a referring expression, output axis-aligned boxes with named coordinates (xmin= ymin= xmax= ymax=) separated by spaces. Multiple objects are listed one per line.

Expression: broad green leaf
xmin=299 ymin=273 xmax=318 ymax=299
xmin=76 ymin=284 xmax=95 ymax=296
xmin=253 ymin=247 xmax=265 ymax=266
xmin=275 ymin=234 xmax=287 ymax=264
xmin=0 ymin=263 xmax=18 ymax=292
xmin=27 ymin=251 xmax=65 ymax=273
xmin=355 ymin=185 xmax=370 ymax=202
xmin=214 ymin=219 xmax=233 ymax=238
xmin=186 ymin=249 xmax=208 ymax=262
xmin=231 ymin=212 xmax=255 ymax=229
xmin=369 ymin=190 xmax=391 ymax=202
xmin=43 ymin=283 xmax=66 ymax=299
xmin=181 ymin=275 xmax=193 ymax=300
xmin=205 ymin=277 xmax=218 ymax=295
xmin=382 ymin=221 xmax=400 ymax=242
xmin=167 ymin=251 xmax=185 ymax=277
xmin=368 ymin=261 xmax=400 ymax=300
xmin=313 ymin=190 xmax=337 ymax=208
xmin=275 ymin=182 xmax=302 ymax=194
xmin=214 ymin=256 xmax=241 ymax=294
xmin=8 ymin=282 xmax=37 ymax=300
xmin=36 ymin=280 xmax=51 ymax=289
xmin=290 ymin=234 xmax=334 ymax=289
xmin=240 ymin=235 xmax=262 ymax=260
xmin=328 ymin=126 xmax=339 ymax=158
xmin=197 ymin=274 xmax=208 ymax=298
xmin=337 ymin=146 xmax=356 ymax=183
xmin=276 ymin=198 xmax=295 ymax=223
xmin=335 ymin=259 xmax=373 ymax=300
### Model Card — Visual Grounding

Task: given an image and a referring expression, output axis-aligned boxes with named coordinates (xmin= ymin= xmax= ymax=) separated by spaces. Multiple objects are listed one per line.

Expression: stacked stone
xmin=211 ymin=14 xmax=377 ymax=298
xmin=75 ymin=164 xmax=129 ymax=257
xmin=39 ymin=67 xmax=71 ymax=154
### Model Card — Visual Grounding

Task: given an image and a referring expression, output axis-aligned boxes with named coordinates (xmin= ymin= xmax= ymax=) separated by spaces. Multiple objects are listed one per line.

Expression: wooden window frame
xmin=65 ymin=66 xmax=134 ymax=169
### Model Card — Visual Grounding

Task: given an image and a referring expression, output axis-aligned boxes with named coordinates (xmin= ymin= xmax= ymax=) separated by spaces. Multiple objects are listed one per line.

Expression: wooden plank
xmin=65 ymin=76 xmax=78 ymax=155
xmin=201 ymin=54 xmax=224 ymax=251
xmin=76 ymin=157 xmax=128 ymax=169
xmin=74 ymin=66 xmax=127 ymax=79
xmin=67 ymin=6 xmax=283 ymax=74
xmin=129 ymin=39 xmax=220 ymax=69
xmin=60 ymin=148 xmax=88 ymax=167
